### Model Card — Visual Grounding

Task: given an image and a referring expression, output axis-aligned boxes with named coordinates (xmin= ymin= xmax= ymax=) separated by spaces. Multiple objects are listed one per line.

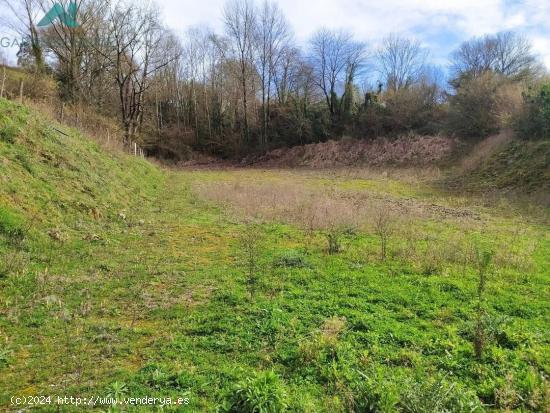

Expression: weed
xmin=299 ymin=317 xmax=347 ymax=364
xmin=353 ymin=368 xmax=400 ymax=413
xmin=327 ymin=229 xmax=342 ymax=254
xmin=227 ymin=371 xmax=288 ymax=413
xmin=473 ymin=244 xmax=494 ymax=360
xmin=399 ymin=375 xmax=484 ymax=412
xmin=273 ymin=251 xmax=310 ymax=268
xmin=107 ymin=381 xmax=128 ymax=399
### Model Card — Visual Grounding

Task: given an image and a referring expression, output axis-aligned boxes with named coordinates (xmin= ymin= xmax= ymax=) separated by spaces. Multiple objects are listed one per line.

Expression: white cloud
xmin=0 ymin=0 xmax=547 ymax=69
xmin=159 ymin=0 xmax=550 ymax=68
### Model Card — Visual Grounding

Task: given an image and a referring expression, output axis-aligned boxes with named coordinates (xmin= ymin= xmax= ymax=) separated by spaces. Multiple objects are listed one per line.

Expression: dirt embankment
xmin=244 ymin=135 xmax=457 ymax=168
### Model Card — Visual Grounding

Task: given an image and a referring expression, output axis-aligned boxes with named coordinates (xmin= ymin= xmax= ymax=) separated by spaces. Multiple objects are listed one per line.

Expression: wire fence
xmin=1 ymin=65 xmax=146 ymax=158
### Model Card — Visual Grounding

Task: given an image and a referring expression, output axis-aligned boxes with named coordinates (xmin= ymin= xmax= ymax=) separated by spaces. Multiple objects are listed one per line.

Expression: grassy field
xmin=1 ymin=98 xmax=549 ymax=412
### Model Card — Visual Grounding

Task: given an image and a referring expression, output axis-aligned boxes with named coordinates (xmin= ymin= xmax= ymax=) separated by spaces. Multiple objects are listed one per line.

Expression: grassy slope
xmin=449 ymin=138 xmax=550 ymax=196
xmin=0 ymin=98 xmax=163 ymax=407
xmin=0 ymin=99 xmax=549 ymax=412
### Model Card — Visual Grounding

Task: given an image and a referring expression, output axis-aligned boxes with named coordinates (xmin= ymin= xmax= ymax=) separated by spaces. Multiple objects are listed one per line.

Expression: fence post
xmin=19 ymin=79 xmax=24 ymax=103
xmin=0 ymin=66 xmax=5 ymax=99
xmin=134 ymin=142 xmax=137 ymax=156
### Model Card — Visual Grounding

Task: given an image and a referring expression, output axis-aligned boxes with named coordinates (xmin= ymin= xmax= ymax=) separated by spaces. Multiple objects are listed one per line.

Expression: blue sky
xmin=159 ymin=0 xmax=550 ymax=69
xmin=1 ymin=0 xmax=549 ymax=70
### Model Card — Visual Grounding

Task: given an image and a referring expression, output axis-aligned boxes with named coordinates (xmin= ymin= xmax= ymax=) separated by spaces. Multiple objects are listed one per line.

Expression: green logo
xmin=37 ymin=2 xmax=78 ymax=28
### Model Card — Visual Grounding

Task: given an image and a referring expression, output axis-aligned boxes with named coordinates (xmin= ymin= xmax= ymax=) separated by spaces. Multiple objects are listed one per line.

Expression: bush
xmin=354 ymin=84 xmax=444 ymax=138
xmin=515 ymin=82 xmax=550 ymax=140
xmin=447 ymin=72 xmax=504 ymax=139
xmin=383 ymin=85 xmax=444 ymax=135
xmin=226 ymin=371 xmax=288 ymax=413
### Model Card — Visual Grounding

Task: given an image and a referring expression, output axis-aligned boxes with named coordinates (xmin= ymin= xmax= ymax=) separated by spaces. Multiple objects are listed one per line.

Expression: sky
xmin=159 ymin=0 xmax=550 ymax=69
xmin=1 ymin=0 xmax=549 ymax=70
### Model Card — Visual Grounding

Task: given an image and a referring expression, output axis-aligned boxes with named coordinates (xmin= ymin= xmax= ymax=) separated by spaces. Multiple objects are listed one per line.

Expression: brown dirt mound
xmin=246 ymin=135 xmax=457 ymax=168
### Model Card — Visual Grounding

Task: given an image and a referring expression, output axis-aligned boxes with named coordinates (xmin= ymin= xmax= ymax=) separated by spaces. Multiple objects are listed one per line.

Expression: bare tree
xmin=224 ymin=0 xmax=257 ymax=145
xmin=254 ymin=0 xmax=291 ymax=146
xmin=377 ymin=34 xmax=426 ymax=92
xmin=0 ymin=0 xmax=44 ymax=72
xmin=40 ymin=0 xmax=110 ymax=100
xmin=98 ymin=3 xmax=178 ymax=143
xmin=493 ymin=32 xmax=538 ymax=79
xmin=450 ymin=31 xmax=539 ymax=85
xmin=272 ymin=45 xmax=298 ymax=105
xmin=309 ymin=28 xmax=366 ymax=116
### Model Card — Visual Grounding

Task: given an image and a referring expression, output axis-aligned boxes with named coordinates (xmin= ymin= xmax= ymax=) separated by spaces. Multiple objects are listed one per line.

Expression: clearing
xmin=0 ymin=99 xmax=549 ymax=412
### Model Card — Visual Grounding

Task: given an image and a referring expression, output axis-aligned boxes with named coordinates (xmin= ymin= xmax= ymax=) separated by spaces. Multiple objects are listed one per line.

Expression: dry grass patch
xmin=193 ymin=180 xmax=384 ymax=253
xmin=192 ymin=178 xmax=487 ymax=257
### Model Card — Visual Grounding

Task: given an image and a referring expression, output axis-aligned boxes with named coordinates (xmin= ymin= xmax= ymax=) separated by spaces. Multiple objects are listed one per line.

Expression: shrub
xmin=372 ymin=208 xmax=394 ymax=261
xmin=383 ymin=84 xmax=444 ymax=135
xmin=515 ymin=82 xmax=550 ymax=140
xmin=353 ymin=83 xmax=444 ymax=138
xmin=447 ymin=72 xmax=504 ymax=139
xmin=239 ymin=222 xmax=264 ymax=298
xmin=227 ymin=371 xmax=288 ymax=413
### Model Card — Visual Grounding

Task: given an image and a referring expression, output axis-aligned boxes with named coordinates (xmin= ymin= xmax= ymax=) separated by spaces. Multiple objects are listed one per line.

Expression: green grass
xmin=449 ymin=139 xmax=550 ymax=197
xmin=0 ymin=98 xmax=549 ymax=412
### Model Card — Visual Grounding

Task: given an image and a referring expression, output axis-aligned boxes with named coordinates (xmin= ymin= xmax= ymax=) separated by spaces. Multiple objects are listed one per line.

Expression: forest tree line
xmin=2 ymin=0 xmax=550 ymax=159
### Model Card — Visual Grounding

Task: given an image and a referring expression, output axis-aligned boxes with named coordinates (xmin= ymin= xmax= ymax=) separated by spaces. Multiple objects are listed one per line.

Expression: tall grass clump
xmin=226 ymin=370 xmax=288 ymax=413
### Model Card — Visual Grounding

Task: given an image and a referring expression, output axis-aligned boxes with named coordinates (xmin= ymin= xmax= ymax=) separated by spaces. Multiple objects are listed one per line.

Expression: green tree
xmin=516 ymin=82 xmax=550 ymax=139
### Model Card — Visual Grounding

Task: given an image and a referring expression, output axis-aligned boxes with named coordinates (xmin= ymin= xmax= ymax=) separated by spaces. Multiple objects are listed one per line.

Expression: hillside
xmin=0 ymin=98 xmax=161 ymax=243
xmin=451 ymin=138 xmax=550 ymax=198
xmin=1 ymin=100 xmax=549 ymax=412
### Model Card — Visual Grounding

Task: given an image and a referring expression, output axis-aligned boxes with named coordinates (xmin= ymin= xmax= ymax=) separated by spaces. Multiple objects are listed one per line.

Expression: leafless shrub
xmin=239 ymin=221 xmax=264 ymax=298
xmin=372 ymin=207 xmax=395 ymax=260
